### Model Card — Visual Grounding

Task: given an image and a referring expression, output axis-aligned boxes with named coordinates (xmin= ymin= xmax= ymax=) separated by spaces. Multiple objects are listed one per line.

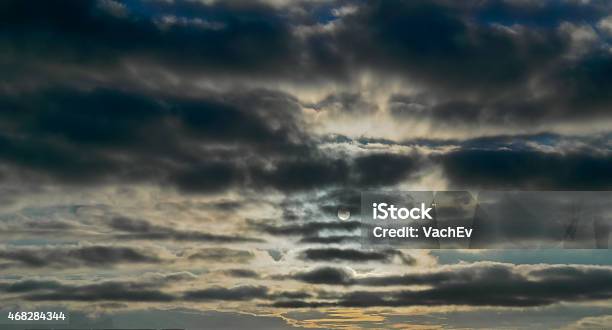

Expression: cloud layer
xmin=1 ymin=1 xmax=612 ymax=329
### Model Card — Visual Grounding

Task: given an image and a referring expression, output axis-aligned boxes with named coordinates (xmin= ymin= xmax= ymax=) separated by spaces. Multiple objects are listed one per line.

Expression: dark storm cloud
xmin=0 ymin=0 xmax=611 ymax=202
xmin=473 ymin=0 xmax=611 ymax=27
xmin=298 ymin=235 xmax=360 ymax=244
xmin=551 ymin=50 xmax=612 ymax=114
xmin=2 ymin=0 xmax=593 ymax=87
xmin=289 ymin=266 xmax=354 ymax=285
xmin=0 ymin=280 xmax=65 ymax=293
xmin=274 ymin=263 xmax=612 ymax=307
xmin=206 ymin=200 xmax=245 ymax=212
xmin=223 ymin=269 xmax=260 ymax=279
xmin=270 ymin=290 xmax=313 ymax=300
xmin=353 ymin=153 xmax=423 ymax=186
xmin=346 ymin=1 xmax=612 ymax=125
xmin=110 ymin=216 xmax=262 ymax=243
xmin=1 ymin=278 xmax=317 ymax=304
xmin=249 ymin=220 xmax=361 ymax=236
xmin=4 ymin=0 xmax=609 ymax=192
xmin=185 ymin=248 xmax=255 ymax=263
xmin=335 ymin=133 xmax=612 ymax=190
xmin=286 ymin=262 xmax=577 ymax=287
xmin=299 ymin=248 xmax=416 ymax=265
xmin=6 ymin=262 xmax=612 ymax=307
xmin=250 ymin=152 xmax=424 ymax=192
xmin=0 ymin=86 xmax=307 ymax=192
xmin=0 ymin=85 xmax=426 ymax=192
xmin=0 ymin=245 xmax=161 ymax=269
xmin=387 ymin=87 xmax=612 ymax=126
xmin=2 ymin=275 xmax=267 ymax=303
xmin=0 ymin=0 xmax=301 ymax=80
xmin=334 ymin=0 xmax=568 ymax=92
xmin=250 ymin=158 xmax=349 ymax=192
xmin=183 ymin=285 xmax=269 ymax=301
xmin=184 ymin=285 xmax=309 ymax=303
xmin=0 ymin=87 xmax=304 ymax=151
xmin=439 ymin=149 xmax=612 ymax=190
xmin=270 ymin=300 xmax=332 ymax=308
xmin=0 ymin=275 xmax=192 ymax=302
xmin=65 ymin=272 xmax=197 ymax=290
xmin=4 ymin=0 xmax=611 ymax=108
xmin=382 ymin=44 xmax=612 ymax=126
xmin=23 ymin=281 xmax=176 ymax=302
xmin=1 ymin=273 xmax=190 ymax=302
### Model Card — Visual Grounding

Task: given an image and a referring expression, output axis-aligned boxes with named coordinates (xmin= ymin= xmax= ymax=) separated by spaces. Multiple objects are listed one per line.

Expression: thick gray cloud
xmin=339 ymin=1 xmax=612 ymax=125
xmin=0 ymin=245 xmax=161 ymax=269
xmin=185 ymin=248 xmax=255 ymax=263
xmin=0 ymin=0 xmax=302 ymax=80
xmin=4 ymin=262 xmax=612 ymax=309
xmin=0 ymin=87 xmax=309 ymax=191
xmin=299 ymin=248 xmax=415 ymax=265
xmin=110 ymin=216 xmax=262 ymax=243
xmin=0 ymin=278 xmax=314 ymax=305
xmin=353 ymin=153 xmax=423 ymax=187
xmin=289 ymin=266 xmax=354 ymax=286
xmin=222 ymin=269 xmax=260 ymax=278
xmin=336 ymin=133 xmax=612 ymax=190
xmin=1 ymin=278 xmax=176 ymax=302
xmin=0 ymin=0 xmax=602 ymax=87
xmin=184 ymin=285 xmax=269 ymax=301
xmin=0 ymin=85 xmax=428 ymax=192
xmin=298 ymin=235 xmax=361 ymax=244
xmin=2 ymin=0 xmax=611 ymax=193
xmin=439 ymin=149 xmax=612 ymax=190
xmin=276 ymin=263 xmax=612 ymax=307
xmin=250 ymin=220 xmax=361 ymax=236
xmin=4 ymin=0 xmax=612 ymax=126
xmin=1 ymin=0 xmax=612 ymax=321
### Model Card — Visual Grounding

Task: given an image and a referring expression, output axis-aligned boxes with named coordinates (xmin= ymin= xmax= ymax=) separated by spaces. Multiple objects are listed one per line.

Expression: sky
xmin=1 ymin=0 xmax=612 ymax=329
